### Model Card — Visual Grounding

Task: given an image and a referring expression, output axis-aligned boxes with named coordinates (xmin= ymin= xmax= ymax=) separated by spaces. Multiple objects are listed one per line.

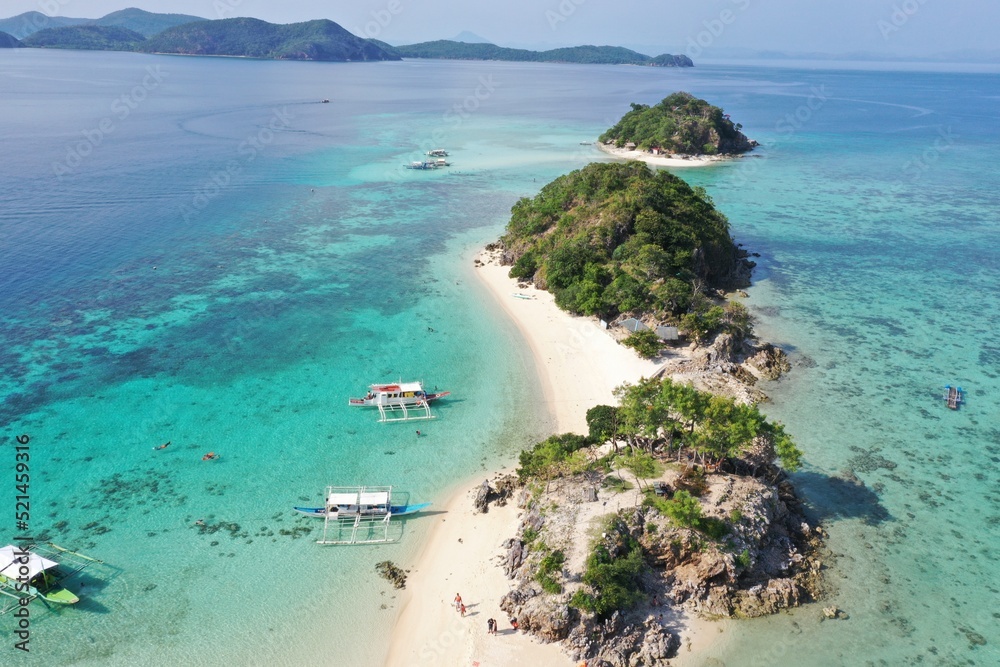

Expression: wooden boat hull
xmin=293 ymin=502 xmax=431 ymax=519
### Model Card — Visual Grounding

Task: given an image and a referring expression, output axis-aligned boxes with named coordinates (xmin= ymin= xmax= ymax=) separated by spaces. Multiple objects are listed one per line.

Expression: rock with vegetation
xmin=601 ymin=92 xmax=756 ymax=156
xmin=140 ymin=17 xmax=399 ymax=61
xmin=498 ymin=161 xmax=753 ymax=329
xmin=0 ymin=30 xmax=21 ymax=48
xmin=22 ymin=25 xmax=146 ymax=51
xmin=493 ymin=377 xmax=823 ymax=664
xmin=390 ymin=40 xmax=692 ymax=66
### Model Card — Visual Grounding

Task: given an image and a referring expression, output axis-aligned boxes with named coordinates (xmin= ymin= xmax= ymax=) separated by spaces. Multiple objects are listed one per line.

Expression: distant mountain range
xmin=141 ymin=17 xmax=397 ymax=61
xmin=382 ymin=40 xmax=693 ymax=67
xmin=2 ymin=8 xmax=692 ymax=66
xmin=0 ymin=8 xmax=204 ymax=39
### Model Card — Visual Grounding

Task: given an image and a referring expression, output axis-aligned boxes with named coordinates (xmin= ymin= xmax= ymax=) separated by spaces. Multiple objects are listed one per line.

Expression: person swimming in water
xmin=202 ymin=452 xmax=219 ymax=461
xmin=154 ymin=441 xmax=171 ymax=450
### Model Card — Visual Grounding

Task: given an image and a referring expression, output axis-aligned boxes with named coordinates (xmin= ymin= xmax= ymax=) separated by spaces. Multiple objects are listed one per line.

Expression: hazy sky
xmin=6 ymin=0 xmax=999 ymax=57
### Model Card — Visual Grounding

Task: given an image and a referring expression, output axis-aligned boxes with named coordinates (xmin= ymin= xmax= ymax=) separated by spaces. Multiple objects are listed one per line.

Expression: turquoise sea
xmin=1 ymin=50 xmax=997 ymax=666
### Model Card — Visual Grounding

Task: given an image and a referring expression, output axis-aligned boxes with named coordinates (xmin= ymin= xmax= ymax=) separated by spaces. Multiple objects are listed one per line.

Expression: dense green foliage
xmin=600 ymin=92 xmax=752 ymax=155
xmin=23 ymin=26 xmax=145 ymax=51
xmin=502 ymin=161 xmax=741 ymax=319
xmin=0 ymin=30 xmax=21 ymax=47
xmin=140 ymin=18 xmax=399 ymax=61
xmin=585 ymin=405 xmax=620 ymax=443
xmin=516 ymin=433 xmax=591 ymax=482
xmin=1 ymin=9 xmax=201 ymax=40
xmin=535 ymin=549 xmax=566 ymax=594
xmin=570 ymin=516 xmax=646 ymax=618
xmin=644 ymin=489 xmax=729 ymax=539
xmin=623 ymin=329 xmax=664 ymax=358
xmin=393 ymin=40 xmax=693 ymax=66
xmin=614 ymin=377 xmax=804 ymax=470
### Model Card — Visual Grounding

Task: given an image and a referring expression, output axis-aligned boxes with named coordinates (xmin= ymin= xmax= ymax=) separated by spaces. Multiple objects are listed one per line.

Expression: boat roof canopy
xmin=0 ymin=545 xmax=58 ymax=580
xmin=371 ymin=381 xmax=423 ymax=393
xmin=327 ymin=491 xmax=391 ymax=506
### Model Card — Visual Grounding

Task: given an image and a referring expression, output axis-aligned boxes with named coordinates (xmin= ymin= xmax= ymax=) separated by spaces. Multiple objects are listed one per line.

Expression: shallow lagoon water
xmin=1 ymin=50 xmax=997 ymax=665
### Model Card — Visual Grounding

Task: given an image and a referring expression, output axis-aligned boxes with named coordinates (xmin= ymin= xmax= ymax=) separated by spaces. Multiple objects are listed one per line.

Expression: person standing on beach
xmin=454 ymin=593 xmax=462 ymax=612
xmin=460 ymin=603 xmax=467 ymax=617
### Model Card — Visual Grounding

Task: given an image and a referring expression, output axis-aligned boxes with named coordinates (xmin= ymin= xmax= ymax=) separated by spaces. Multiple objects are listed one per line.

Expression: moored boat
xmin=349 ymin=381 xmax=450 ymax=407
xmin=0 ymin=543 xmax=102 ymax=612
xmin=301 ymin=486 xmax=431 ymax=545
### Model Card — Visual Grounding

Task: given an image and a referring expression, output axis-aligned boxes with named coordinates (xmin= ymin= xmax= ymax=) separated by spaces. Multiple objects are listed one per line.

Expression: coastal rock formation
xmin=496 ymin=451 xmax=823 ymax=664
xmin=745 ymin=343 xmax=792 ymax=380
xmin=472 ymin=473 xmax=518 ymax=514
xmin=375 ymin=560 xmax=407 ymax=589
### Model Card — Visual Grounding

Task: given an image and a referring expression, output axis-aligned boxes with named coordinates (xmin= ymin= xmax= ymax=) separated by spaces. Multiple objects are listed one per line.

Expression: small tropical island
xmin=599 ymin=92 xmax=758 ymax=165
xmin=380 ymin=40 xmax=693 ymax=67
xmin=483 ymin=161 xmax=821 ymax=662
xmin=389 ymin=160 xmax=827 ymax=666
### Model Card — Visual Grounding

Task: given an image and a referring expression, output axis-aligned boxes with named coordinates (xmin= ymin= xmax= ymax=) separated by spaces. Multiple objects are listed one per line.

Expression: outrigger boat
xmin=944 ymin=384 xmax=964 ymax=410
xmin=0 ymin=543 xmax=102 ymax=613
xmin=349 ymin=381 xmax=450 ymax=422
xmin=299 ymin=486 xmax=430 ymax=545
xmin=426 ymin=149 xmax=449 ymax=157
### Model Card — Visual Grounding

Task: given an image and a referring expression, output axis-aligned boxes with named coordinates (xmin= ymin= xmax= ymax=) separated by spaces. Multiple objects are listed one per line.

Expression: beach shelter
xmin=620 ymin=318 xmax=648 ymax=333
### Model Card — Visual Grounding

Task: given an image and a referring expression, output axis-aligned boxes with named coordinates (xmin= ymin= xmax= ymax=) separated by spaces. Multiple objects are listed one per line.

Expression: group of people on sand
xmin=454 ymin=593 xmax=516 ymax=635
xmin=152 ymin=441 xmax=219 ymax=461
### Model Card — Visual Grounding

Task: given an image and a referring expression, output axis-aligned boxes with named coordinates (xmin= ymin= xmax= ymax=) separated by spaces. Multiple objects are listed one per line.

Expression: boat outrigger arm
xmin=315 ymin=486 xmax=410 ymax=546
xmin=0 ymin=543 xmax=102 ymax=614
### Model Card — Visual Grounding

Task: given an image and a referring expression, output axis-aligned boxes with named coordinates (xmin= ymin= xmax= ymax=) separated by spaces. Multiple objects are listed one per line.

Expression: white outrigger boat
xmin=426 ymin=149 xmax=449 ymax=157
xmin=297 ymin=486 xmax=431 ymax=545
xmin=0 ymin=543 xmax=103 ymax=613
xmin=349 ymin=381 xmax=450 ymax=422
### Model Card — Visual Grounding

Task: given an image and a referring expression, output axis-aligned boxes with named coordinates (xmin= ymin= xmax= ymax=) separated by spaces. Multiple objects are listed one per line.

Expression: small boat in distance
xmin=405 ymin=161 xmax=438 ymax=170
xmin=426 ymin=149 xmax=449 ymax=157
xmin=944 ymin=384 xmax=964 ymax=409
xmin=511 ymin=292 xmax=535 ymax=300
xmin=350 ymin=381 xmax=450 ymax=422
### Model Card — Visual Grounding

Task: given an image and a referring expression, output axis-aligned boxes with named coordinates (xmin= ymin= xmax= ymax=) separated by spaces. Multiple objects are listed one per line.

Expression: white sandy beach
xmin=596 ymin=142 xmax=731 ymax=168
xmin=384 ymin=252 xmax=669 ymax=667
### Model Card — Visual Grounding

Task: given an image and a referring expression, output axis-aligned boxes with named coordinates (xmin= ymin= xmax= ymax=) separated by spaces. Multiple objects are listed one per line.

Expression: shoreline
xmin=385 ymin=249 xmax=701 ymax=666
xmin=596 ymin=141 xmax=738 ymax=168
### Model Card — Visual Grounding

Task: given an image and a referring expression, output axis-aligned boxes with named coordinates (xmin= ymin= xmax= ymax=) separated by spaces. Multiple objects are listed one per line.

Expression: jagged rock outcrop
xmin=566 ymin=613 xmax=680 ymax=666
xmin=472 ymin=473 xmax=519 ymax=514
xmin=500 ymin=586 xmax=573 ymax=641
xmin=746 ymin=343 xmax=791 ymax=380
